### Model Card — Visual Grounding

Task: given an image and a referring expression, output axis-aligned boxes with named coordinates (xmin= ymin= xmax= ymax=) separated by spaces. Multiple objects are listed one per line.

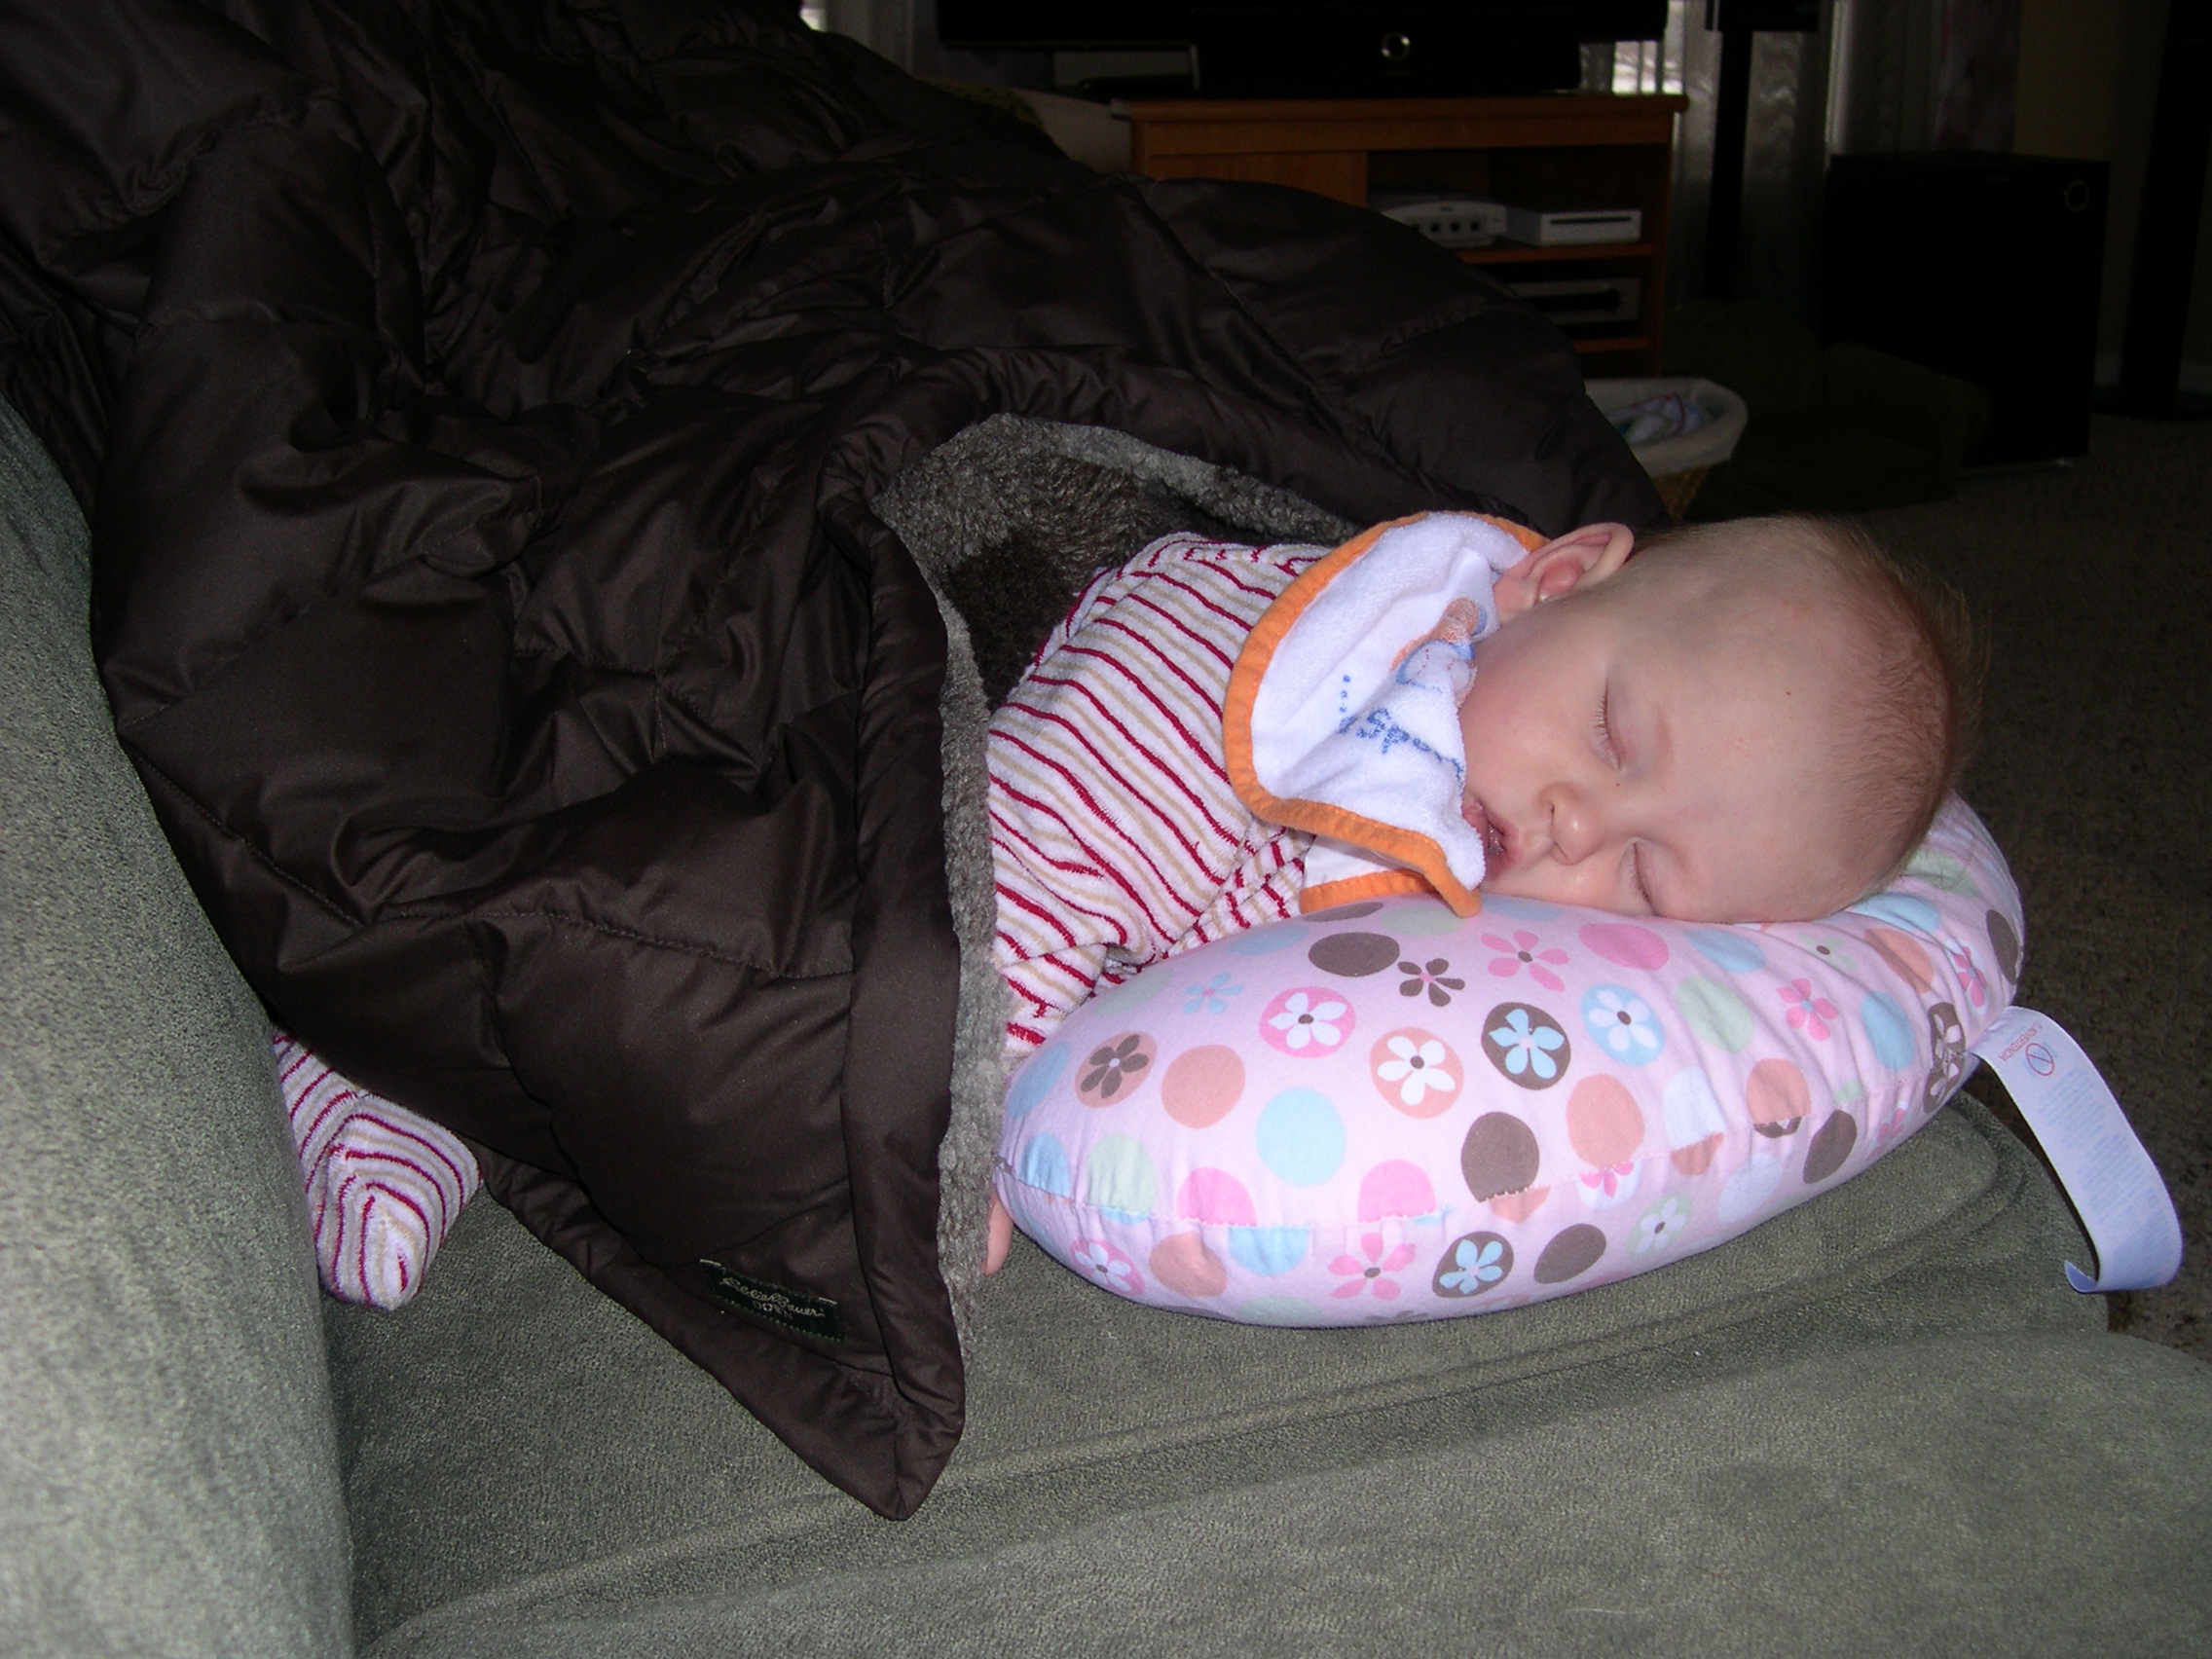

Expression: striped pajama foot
xmin=273 ymin=1031 xmax=481 ymax=1309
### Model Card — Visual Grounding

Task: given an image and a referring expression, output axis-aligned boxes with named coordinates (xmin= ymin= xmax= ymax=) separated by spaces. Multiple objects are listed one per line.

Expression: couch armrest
xmin=0 ymin=398 xmax=352 ymax=1659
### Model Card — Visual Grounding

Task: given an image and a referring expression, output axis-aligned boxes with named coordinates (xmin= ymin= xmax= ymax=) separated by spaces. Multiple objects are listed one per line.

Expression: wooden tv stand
xmin=1118 ymin=93 xmax=1688 ymax=375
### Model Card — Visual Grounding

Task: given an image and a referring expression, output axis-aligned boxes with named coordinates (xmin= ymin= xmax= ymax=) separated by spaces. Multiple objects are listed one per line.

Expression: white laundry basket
xmin=1586 ymin=377 xmax=1749 ymax=520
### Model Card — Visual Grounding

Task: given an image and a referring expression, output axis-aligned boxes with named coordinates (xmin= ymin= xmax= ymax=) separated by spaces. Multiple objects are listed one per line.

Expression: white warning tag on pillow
xmin=1970 ymin=1006 xmax=2183 ymax=1293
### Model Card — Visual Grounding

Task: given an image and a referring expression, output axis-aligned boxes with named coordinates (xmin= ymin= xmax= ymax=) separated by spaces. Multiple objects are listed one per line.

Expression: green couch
xmin=5 ymin=397 xmax=2209 ymax=1657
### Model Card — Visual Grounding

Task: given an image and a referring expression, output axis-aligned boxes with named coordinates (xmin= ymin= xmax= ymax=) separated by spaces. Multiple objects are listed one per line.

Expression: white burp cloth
xmin=1236 ymin=513 xmax=1532 ymax=908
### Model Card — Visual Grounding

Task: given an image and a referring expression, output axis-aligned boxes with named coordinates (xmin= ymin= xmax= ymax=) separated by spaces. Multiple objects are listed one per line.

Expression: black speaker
xmin=1822 ymin=152 xmax=2108 ymax=465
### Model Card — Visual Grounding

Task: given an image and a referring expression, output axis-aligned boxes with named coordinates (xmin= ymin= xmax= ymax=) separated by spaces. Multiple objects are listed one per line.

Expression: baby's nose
xmin=1547 ymin=790 xmax=1602 ymax=863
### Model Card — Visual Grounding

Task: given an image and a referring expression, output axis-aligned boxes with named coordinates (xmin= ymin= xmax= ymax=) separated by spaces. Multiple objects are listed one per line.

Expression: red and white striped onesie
xmin=989 ymin=533 xmax=1326 ymax=1054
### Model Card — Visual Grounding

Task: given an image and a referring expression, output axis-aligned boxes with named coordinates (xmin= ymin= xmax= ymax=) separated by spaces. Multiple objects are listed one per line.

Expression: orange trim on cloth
xmin=1224 ymin=512 xmax=1548 ymax=919
xmin=1299 ymin=867 xmax=1437 ymax=914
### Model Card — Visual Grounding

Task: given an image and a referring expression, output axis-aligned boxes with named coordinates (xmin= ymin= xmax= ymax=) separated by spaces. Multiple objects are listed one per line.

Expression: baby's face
xmin=1457 ymin=573 xmax=1874 ymax=923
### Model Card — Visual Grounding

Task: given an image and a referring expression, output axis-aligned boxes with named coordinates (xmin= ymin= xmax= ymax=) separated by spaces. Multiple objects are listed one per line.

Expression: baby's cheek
xmin=1456 ymin=695 xmax=1488 ymax=767
xmin=1485 ymin=859 xmax=1635 ymax=915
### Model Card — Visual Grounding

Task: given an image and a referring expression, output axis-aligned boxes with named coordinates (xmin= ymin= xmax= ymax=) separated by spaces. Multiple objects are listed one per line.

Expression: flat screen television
xmin=937 ymin=0 xmax=1669 ymax=50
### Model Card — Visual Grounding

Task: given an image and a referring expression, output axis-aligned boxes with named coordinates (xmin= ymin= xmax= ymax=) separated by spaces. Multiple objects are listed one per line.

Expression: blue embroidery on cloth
xmin=1346 ymin=708 xmax=1465 ymax=782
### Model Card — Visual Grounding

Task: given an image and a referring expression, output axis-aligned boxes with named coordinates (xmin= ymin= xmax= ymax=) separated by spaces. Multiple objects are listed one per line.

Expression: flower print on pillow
xmin=1329 ymin=1232 xmax=1417 ymax=1300
xmin=1263 ymin=987 xmax=1353 ymax=1055
xmin=1582 ymin=986 xmax=1664 ymax=1064
xmin=1397 ymin=956 xmax=1466 ymax=1007
xmin=1484 ymin=930 xmax=1569 ymax=993
xmin=1778 ymin=978 xmax=1839 ymax=1041
xmin=1371 ymin=1030 xmax=1462 ymax=1114
xmin=1482 ymin=1004 xmax=1570 ymax=1086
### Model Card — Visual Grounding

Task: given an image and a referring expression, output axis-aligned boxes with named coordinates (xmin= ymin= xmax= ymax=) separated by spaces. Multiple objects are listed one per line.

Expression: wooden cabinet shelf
xmin=1121 ymin=93 xmax=1685 ymax=375
xmin=1459 ymin=240 xmax=1658 ymax=265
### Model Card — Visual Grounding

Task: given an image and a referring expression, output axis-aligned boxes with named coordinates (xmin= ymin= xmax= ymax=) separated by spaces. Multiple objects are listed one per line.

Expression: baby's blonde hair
xmin=1621 ymin=514 xmax=1982 ymax=896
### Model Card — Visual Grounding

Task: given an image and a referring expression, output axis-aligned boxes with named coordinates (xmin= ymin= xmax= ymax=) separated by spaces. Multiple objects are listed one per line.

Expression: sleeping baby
xmin=270 ymin=503 xmax=1975 ymax=1307
xmin=982 ymin=508 xmax=1976 ymax=1272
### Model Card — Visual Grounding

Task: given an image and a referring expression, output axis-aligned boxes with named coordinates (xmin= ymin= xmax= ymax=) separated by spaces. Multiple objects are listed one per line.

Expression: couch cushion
xmin=0 ymin=399 xmax=351 ymax=1657
xmin=367 ymin=1324 xmax=2212 ymax=1658
xmin=329 ymin=1088 xmax=2137 ymax=1652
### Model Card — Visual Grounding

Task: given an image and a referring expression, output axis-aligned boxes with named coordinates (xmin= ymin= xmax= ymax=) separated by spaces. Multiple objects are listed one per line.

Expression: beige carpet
xmin=1859 ymin=414 xmax=2208 ymax=1356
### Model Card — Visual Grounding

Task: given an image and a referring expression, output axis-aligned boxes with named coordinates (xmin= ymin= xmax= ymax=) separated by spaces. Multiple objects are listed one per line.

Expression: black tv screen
xmin=937 ymin=0 xmax=1669 ymax=49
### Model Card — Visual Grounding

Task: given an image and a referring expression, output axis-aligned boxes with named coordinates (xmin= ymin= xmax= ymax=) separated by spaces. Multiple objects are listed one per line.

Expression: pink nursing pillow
xmin=994 ymin=797 xmax=2017 ymax=1323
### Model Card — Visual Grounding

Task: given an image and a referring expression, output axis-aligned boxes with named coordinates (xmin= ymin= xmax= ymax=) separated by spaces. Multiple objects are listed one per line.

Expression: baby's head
xmin=1459 ymin=512 xmax=1977 ymax=923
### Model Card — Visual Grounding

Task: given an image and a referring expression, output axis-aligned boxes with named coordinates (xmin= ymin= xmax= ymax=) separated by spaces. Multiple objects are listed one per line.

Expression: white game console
xmin=1366 ymin=188 xmax=1508 ymax=248
xmin=1500 ymin=202 xmax=1643 ymax=246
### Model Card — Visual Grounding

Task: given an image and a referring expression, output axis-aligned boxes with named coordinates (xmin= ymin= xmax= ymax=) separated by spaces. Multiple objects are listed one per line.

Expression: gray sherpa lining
xmin=871 ymin=414 xmax=1352 ymax=1351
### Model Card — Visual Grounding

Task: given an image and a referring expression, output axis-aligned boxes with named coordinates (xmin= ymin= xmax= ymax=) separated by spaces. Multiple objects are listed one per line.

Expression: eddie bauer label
xmin=698 ymin=1259 xmax=845 ymax=1342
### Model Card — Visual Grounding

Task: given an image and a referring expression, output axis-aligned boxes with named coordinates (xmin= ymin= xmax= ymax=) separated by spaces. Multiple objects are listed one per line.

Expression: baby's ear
xmin=1493 ymin=523 xmax=1636 ymax=620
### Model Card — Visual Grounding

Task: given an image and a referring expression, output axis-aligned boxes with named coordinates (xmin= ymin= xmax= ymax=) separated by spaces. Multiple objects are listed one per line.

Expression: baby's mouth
xmin=1462 ymin=797 xmax=1513 ymax=869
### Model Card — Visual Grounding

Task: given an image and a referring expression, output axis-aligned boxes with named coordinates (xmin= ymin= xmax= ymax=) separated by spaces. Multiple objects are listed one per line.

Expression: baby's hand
xmin=984 ymin=1194 xmax=1014 ymax=1274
